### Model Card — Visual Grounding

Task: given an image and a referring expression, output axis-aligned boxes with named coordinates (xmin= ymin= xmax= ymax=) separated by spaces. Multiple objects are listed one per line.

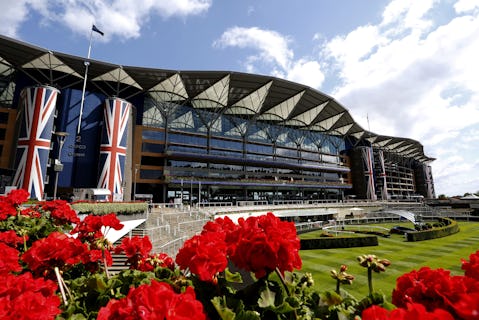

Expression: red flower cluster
xmin=176 ymin=230 xmax=228 ymax=282
xmin=0 ymin=230 xmax=26 ymax=247
xmin=0 ymin=242 xmax=21 ymax=274
xmin=22 ymin=231 xmax=88 ymax=277
xmin=362 ymin=303 xmax=454 ymax=320
xmin=230 ymin=212 xmax=302 ymax=278
xmin=116 ymin=235 xmax=152 ymax=258
xmin=0 ymin=189 xmax=28 ymax=220
xmin=462 ymin=250 xmax=479 ymax=281
xmin=97 ymin=280 xmax=206 ymax=320
xmin=40 ymin=199 xmax=80 ymax=225
xmin=0 ymin=272 xmax=61 ymax=320
xmin=390 ymin=266 xmax=479 ymax=319
xmin=176 ymin=213 xmax=302 ymax=281
xmin=115 ymin=235 xmax=175 ymax=272
xmin=71 ymin=213 xmax=124 ymax=244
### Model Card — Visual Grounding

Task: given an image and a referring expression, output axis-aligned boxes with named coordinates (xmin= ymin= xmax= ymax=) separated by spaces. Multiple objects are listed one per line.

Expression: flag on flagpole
xmin=92 ymin=24 xmax=104 ymax=36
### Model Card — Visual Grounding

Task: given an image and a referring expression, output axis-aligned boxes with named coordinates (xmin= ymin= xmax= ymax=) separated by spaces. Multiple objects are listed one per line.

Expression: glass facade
xmin=0 ymin=36 xmax=436 ymax=202
xmin=139 ymin=101 xmax=351 ymax=202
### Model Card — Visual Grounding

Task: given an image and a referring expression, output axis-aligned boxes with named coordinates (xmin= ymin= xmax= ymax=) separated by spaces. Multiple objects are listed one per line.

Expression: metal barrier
xmin=198 ymin=201 xmax=234 ymax=207
xmin=237 ymin=200 xmax=268 ymax=206
xmin=158 ymin=236 xmax=189 ymax=258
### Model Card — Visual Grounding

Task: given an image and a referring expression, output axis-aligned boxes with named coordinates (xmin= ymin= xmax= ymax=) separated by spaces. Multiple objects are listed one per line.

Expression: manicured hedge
xmin=406 ymin=218 xmax=459 ymax=242
xmin=71 ymin=202 xmax=148 ymax=215
xmin=300 ymin=235 xmax=378 ymax=250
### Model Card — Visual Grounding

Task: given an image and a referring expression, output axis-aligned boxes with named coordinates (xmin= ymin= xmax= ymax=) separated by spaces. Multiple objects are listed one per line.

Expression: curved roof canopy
xmin=0 ymin=35 xmax=434 ymax=163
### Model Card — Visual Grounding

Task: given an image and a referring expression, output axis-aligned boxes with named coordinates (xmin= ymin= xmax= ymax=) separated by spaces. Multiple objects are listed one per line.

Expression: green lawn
xmin=299 ymin=222 xmax=479 ymax=301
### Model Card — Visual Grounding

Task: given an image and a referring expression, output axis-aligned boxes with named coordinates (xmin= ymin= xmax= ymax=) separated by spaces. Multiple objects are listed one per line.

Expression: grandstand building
xmin=0 ymin=35 xmax=435 ymax=202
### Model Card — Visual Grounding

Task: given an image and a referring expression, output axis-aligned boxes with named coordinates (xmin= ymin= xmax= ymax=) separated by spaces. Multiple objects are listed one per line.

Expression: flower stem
xmin=336 ymin=279 xmax=340 ymax=295
xmin=55 ymin=267 xmax=68 ymax=306
xmin=275 ymin=268 xmax=290 ymax=296
xmin=367 ymin=267 xmax=373 ymax=296
xmin=275 ymin=268 xmax=298 ymax=320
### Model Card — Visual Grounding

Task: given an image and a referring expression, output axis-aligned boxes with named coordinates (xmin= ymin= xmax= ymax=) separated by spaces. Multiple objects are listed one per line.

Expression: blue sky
xmin=1 ymin=0 xmax=478 ymax=197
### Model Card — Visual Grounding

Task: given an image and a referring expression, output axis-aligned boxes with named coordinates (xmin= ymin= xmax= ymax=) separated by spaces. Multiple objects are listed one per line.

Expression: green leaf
xmin=273 ymin=301 xmax=295 ymax=314
xmin=321 ymin=290 xmax=342 ymax=306
xmin=225 ymin=268 xmax=243 ymax=283
xmin=381 ymin=301 xmax=396 ymax=311
xmin=211 ymin=296 xmax=236 ymax=320
xmin=258 ymin=286 xmax=276 ymax=308
xmin=234 ymin=310 xmax=261 ymax=320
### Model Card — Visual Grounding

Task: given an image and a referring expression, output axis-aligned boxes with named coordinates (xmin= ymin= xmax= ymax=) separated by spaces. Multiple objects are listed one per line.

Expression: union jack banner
xmin=425 ymin=165 xmax=434 ymax=199
xmin=378 ymin=150 xmax=389 ymax=200
xmin=97 ymin=98 xmax=131 ymax=201
xmin=361 ymin=147 xmax=377 ymax=201
xmin=13 ymin=86 xmax=59 ymax=200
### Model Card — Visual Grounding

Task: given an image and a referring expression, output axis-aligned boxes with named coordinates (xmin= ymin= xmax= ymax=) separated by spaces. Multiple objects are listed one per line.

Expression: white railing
xmin=237 ymin=200 xmax=269 ymax=206
xmin=324 ymin=224 xmax=390 ymax=233
xmin=158 ymin=236 xmax=189 ymax=258
xmin=199 ymin=201 xmax=234 ymax=207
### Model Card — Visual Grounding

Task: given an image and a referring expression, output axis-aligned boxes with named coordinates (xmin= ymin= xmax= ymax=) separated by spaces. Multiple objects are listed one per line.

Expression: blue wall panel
xmin=56 ymin=88 xmax=105 ymax=188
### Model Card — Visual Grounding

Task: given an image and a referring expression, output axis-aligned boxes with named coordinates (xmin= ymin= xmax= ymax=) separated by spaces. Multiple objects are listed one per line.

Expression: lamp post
xmin=133 ymin=164 xmax=140 ymax=200
xmin=53 ymin=132 xmax=69 ymax=200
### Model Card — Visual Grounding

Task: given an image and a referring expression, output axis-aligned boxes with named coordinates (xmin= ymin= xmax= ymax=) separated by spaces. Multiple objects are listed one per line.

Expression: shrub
xmin=407 ymin=218 xmax=459 ymax=241
xmin=71 ymin=202 xmax=148 ymax=216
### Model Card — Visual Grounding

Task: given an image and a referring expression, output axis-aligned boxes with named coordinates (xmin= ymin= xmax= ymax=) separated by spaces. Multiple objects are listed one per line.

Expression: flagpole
xmin=77 ymin=27 xmax=94 ymax=136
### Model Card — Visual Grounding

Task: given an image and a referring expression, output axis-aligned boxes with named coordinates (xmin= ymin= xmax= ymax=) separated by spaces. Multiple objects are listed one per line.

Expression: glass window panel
xmin=168 ymin=133 xmax=207 ymax=146
xmin=140 ymin=169 xmax=163 ymax=179
xmin=142 ymin=130 xmax=165 ymax=140
xmin=246 ymin=143 xmax=272 ymax=155
xmin=210 ymin=149 xmax=242 ymax=157
xmin=170 ymin=160 xmax=207 ymax=168
xmin=142 ymin=143 xmax=165 ymax=153
xmin=276 ymin=147 xmax=298 ymax=158
xmin=210 ymin=138 xmax=242 ymax=151
xmin=168 ymin=145 xmax=207 ymax=154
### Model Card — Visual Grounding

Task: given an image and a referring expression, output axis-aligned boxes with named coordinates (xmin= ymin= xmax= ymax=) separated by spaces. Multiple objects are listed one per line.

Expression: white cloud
xmin=454 ymin=0 xmax=479 ymax=13
xmin=286 ymin=60 xmax=325 ymax=89
xmin=0 ymin=0 xmax=29 ymax=36
xmin=214 ymin=26 xmax=326 ymax=89
xmin=213 ymin=2 xmax=478 ymax=195
xmin=0 ymin=0 xmax=212 ymax=39
xmin=381 ymin=0 xmax=437 ymax=33
xmin=214 ymin=26 xmax=293 ymax=69
xmin=320 ymin=0 xmax=479 ymax=196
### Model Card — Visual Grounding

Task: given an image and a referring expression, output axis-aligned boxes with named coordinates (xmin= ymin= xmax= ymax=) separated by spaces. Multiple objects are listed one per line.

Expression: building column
xmin=97 ymin=97 xmax=131 ymax=201
xmin=378 ymin=150 xmax=389 ymax=200
xmin=13 ymin=85 xmax=59 ymax=200
xmin=360 ymin=146 xmax=377 ymax=201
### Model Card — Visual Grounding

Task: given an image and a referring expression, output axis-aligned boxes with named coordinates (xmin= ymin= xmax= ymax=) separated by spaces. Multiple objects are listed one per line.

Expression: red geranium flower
xmin=462 ymin=250 xmax=479 ymax=281
xmin=71 ymin=213 xmax=123 ymax=247
xmin=0 ymin=242 xmax=22 ymax=275
xmin=40 ymin=199 xmax=80 ymax=225
xmin=19 ymin=206 xmax=42 ymax=218
xmin=362 ymin=303 xmax=454 ymax=320
xmin=176 ymin=231 xmax=228 ymax=282
xmin=97 ymin=280 xmax=206 ymax=320
xmin=392 ymin=266 xmax=479 ymax=316
xmin=138 ymin=252 xmax=175 ymax=272
xmin=0 ymin=230 xmax=26 ymax=248
xmin=115 ymin=236 xmax=155 ymax=270
xmin=229 ymin=212 xmax=302 ymax=278
xmin=22 ymin=231 xmax=88 ymax=277
xmin=202 ymin=216 xmax=241 ymax=257
xmin=452 ymin=292 xmax=479 ymax=320
xmin=0 ymin=198 xmax=17 ymax=220
xmin=0 ymin=272 xmax=61 ymax=320
xmin=6 ymin=189 xmax=30 ymax=206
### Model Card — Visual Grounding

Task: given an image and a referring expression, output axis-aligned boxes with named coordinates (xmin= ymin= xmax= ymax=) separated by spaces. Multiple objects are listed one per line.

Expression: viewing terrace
xmin=113 ymin=199 xmax=474 ymax=261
